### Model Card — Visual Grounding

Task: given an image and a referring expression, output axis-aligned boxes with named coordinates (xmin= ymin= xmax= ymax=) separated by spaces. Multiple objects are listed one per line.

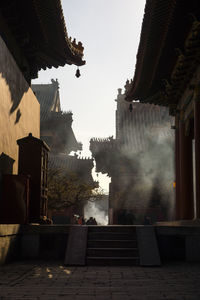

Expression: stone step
xmin=87 ymin=239 xmax=137 ymax=248
xmin=88 ymin=225 xmax=137 ymax=233
xmin=87 ymin=247 xmax=139 ymax=257
xmin=86 ymin=226 xmax=139 ymax=266
xmin=86 ymin=256 xmax=140 ymax=266
xmin=88 ymin=232 xmax=136 ymax=241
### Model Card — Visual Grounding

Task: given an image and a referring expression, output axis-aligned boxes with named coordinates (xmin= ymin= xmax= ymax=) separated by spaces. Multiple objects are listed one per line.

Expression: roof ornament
xmin=124 ymin=79 xmax=132 ymax=93
xmin=75 ymin=68 xmax=81 ymax=78
xmin=118 ymin=88 xmax=122 ymax=95
xmin=70 ymin=38 xmax=84 ymax=57
xmin=51 ymin=78 xmax=59 ymax=88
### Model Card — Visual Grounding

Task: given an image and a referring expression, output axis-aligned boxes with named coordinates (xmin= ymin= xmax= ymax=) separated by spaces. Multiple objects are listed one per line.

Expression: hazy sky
xmin=32 ymin=0 xmax=146 ymax=191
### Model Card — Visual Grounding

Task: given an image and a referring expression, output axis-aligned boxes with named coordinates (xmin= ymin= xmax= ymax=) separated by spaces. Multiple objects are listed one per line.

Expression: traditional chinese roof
xmin=89 ymin=137 xmax=120 ymax=175
xmin=32 ymin=79 xmax=61 ymax=121
xmin=32 ymin=79 xmax=82 ymax=153
xmin=49 ymin=153 xmax=94 ymax=185
xmin=125 ymin=0 xmax=200 ymax=111
xmin=90 ymin=89 xmax=173 ymax=176
xmin=0 ymin=0 xmax=85 ymax=82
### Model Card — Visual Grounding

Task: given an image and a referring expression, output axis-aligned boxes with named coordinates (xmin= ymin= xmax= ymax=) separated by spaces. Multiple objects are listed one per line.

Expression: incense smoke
xmin=90 ymin=99 xmax=175 ymax=223
xmin=84 ymin=196 xmax=108 ymax=225
xmin=119 ymin=121 xmax=175 ymax=220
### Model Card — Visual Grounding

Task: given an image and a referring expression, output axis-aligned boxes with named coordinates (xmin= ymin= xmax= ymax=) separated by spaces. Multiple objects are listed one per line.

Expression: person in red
xmin=78 ymin=216 xmax=83 ymax=225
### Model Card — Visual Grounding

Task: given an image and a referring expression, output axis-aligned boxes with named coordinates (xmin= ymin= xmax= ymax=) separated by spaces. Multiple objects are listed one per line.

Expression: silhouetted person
xmin=118 ymin=209 xmax=127 ymax=225
xmin=72 ymin=215 xmax=78 ymax=224
xmin=126 ymin=211 xmax=135 ymax=225
xmin=92 ymin=217 xmax=97 ymax=225
xmin=86 ymin=217 xmax=97 ymax=225
xmin=144 ymin=216 xmax=151 ymax=225
xmin=86 ymin=217 xmax=93 ymax=225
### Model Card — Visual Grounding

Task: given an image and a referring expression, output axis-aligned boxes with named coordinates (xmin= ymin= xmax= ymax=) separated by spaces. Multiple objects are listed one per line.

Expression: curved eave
xmin=125 ymin=0 xmax=200 ymax=105
xmin=33 ymin=0 xmax=85 ymax=67
xmin=126 ymin=0 xmax=177 ymax=102
xmin=0 ymin=0 xmax=85 ymax=82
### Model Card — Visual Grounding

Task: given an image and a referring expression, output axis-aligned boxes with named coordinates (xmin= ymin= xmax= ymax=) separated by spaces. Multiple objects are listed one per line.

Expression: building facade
xmin=32 ymin=79 xmax=82 ymax=155
xmin=125 ymin=0 xmax=200 ymax=222
xmin=0 ymin=0 xmax=85 ymax=176
xmin=0 ymin=0 xmax=85 ymax=223
xmin=32 ymin=79 xmax=95 ymax=223
xmin=90 ymin=88 xmax=173 ymax=224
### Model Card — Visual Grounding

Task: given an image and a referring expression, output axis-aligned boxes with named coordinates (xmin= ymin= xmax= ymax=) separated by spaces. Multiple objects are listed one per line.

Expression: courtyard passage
xmin=0 ymin=261 xmax=200 ymax=300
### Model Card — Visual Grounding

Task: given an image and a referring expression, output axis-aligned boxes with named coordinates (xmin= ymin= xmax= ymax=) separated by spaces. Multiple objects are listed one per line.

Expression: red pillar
xmin=194 ymin=99 xmax=200 ymax=218
xmin=179 ymin=118 xmax=194 ymax=220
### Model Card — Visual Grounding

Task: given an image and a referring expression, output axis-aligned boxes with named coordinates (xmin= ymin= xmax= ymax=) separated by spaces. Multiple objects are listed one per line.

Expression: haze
xmin=32 ymin=0 xmax=146 ymax=191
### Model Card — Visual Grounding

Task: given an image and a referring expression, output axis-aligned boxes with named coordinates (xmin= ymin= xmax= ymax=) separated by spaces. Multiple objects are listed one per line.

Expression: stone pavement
xmin=0 ymin=261 xmax=200 ymax=300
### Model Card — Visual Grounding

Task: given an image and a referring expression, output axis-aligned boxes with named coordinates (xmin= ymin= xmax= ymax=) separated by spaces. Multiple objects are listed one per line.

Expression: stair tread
xmin=88 ymin=239 xmax=136 ymax=242
xmin=88 ymin=233 xmax=136 ymax=234
xmin=88 ymin=233 xmax=136 ymax=239
xmin=87 ymin=256 xmax=139 ymax=260
xmin=87 ymin=247 xmax=138 ymax=250
xmin=86 ymin=226 xmax=140 ymax=266
xmin=88 ymin=226 xmax=137 ymax=229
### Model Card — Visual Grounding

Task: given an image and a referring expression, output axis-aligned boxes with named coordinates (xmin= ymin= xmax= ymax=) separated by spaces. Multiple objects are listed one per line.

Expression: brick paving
xmin=0 ymin=261 xmax=200 ymax=300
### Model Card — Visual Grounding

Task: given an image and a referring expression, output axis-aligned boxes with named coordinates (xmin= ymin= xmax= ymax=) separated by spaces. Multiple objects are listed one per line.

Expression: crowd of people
xmin=72 ymin=215 xmax=97 ymax=225
xmin=117 ymin=209 xmax=154 ymax=225
xmin=117 ymin=209 xmax=136 ymax=225
xmin=72 ymin=211 xmax=156 ymax=226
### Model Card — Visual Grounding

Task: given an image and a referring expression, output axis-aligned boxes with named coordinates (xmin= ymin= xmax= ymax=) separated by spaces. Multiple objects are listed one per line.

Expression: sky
xmin=32 ymin=0 xmax=146 ymax=192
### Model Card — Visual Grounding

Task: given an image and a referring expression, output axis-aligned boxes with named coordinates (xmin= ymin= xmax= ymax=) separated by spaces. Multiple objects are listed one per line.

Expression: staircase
xmin=86 ymin=226 xmax=140 ymax=266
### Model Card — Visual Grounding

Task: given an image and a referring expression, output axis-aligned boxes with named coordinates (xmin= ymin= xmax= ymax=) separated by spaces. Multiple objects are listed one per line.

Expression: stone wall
xmin=21 ymin=225 xmax=70 ymax=260
xmin=0 ymin=224 xmax=70 ymax=265
xmin=0 ymin=224 xmax=21 ymax=264
xmin=1 ymin=224 xmax=200 ymax=265
xmin=0 ymin=36 xmax=40 ymax=174
xmin=156 ymin=225 xmax=200 ymax=262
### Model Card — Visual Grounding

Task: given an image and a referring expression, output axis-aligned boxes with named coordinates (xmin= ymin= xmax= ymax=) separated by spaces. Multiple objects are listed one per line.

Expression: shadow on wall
xmin=0 ymin=152 xmax=15 ymax=174
xmin=0 ymin=224 xmax=21 ymax=265
xmin=0 ymin=69 xmax=29 ymax=116
xmin=0 ymin=152 xmax=15 ymax=211
xmin=15 ymin=109 xmax=22 ymax=124
xmin=0 ymin=37 xmax=29 ymax=119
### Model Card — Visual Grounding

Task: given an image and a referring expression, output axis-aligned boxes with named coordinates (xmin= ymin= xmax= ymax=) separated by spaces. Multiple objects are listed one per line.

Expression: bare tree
xmin=47 ymin=168 xmax=102 ymax=211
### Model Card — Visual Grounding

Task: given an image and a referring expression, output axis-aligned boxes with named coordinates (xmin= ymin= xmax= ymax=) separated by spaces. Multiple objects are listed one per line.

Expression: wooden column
xmin=175 ymin=114 xmax=181 ymax=219
xmin=194 ymin=91 xmax=200 ymax=218
xmin=179 ymin=115 xmax=194 ymax=220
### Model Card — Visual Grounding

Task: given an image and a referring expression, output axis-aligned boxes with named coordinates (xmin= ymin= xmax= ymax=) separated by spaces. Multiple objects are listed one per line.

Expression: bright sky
xmin=32 ymin=0 xmax=146 ymax=192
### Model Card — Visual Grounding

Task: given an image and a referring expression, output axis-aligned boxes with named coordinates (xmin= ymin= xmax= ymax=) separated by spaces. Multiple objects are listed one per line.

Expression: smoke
xmin=119 ymin=121 xmax=175 ymax=220
xmin=84 ymin=196 xmax=108 ymax=225
xmin=90 ymin=100 xmax=175 ymax=223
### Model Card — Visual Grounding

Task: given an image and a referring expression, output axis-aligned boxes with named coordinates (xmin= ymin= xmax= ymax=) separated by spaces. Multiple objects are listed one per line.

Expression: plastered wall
xmin=0 ymin=36 xmax=40 ymax=174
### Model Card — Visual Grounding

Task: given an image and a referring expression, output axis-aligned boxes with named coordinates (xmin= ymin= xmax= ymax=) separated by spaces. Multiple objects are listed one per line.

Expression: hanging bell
xmin=75 ymin=68 xmax=81 ymax=78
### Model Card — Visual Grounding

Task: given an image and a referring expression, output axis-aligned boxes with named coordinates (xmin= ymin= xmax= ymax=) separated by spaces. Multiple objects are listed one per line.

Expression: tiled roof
xmin=32 ymin=80 xmax=60 ymax=122
xmin=90 ymin=93 xmax=173 ymax=175
xmin=90 ymin=104 xmax=171 ymax=155
xmin=125 ymin=0 xmax=200 ymax=107
xmin=64 ymin=128 xmax=82 ymax=153
xmin=48 ymin=153 xmax=94 ymax=184
xmin=32 ymin=80 xmax=82 ymax=153
xmin=0 ymin=0 xmax=85 ymax=82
